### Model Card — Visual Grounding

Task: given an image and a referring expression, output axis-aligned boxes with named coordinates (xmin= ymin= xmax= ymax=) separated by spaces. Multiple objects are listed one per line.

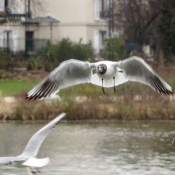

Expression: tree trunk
xmin=155 ymin=37 xmax=164 ymax=69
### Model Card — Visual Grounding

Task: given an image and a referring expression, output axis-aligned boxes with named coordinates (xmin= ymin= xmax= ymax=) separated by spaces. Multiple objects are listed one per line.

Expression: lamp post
xmin=108 ymin=0 xmax=111 ymax=37
xmin=108 ymin=0 xmax=114 ymax=37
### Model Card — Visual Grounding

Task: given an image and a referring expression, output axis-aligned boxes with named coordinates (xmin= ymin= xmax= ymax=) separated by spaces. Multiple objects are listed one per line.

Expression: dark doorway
xmin=6 ymin=30 xmax=10 ymax=49
xmin=5 ymin=0 xmax=8 ymax=7
xmin=25 ymin=31 xmax=34 ymax=52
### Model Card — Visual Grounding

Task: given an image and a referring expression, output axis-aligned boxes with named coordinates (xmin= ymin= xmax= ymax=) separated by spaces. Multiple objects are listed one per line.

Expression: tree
xmin=30 ymin=0 xmax=46 ymax=17
xmin=16 ymin=0 xmax=45 ymax=17
xmin=158 ymin=0 xmax=175 ymax=63
xmin=113 ymin=0 xmax=162 ymax=46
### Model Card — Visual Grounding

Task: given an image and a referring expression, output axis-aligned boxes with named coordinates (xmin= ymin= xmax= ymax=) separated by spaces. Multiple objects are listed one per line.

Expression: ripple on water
xmin=0 ymin=121 xmax=175 ymax=175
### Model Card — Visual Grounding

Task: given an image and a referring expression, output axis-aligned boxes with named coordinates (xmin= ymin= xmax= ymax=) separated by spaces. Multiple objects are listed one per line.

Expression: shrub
xmin=101 ymin=37 xmax=126 ymax=61
xmin=26 ymin=57 xmax=43 ymax=71
xmin=26 ymin=38 xmax=94 ymax=71
xmin=0 ymin=50 xmax=11 ymax=69
xmin=54 ymin=38 xmax=94 ymax=62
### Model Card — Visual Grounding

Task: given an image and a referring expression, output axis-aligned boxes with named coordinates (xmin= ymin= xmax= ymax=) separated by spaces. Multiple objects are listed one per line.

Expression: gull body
xmin=26 ymin=56 xmax=174 ymax=100
xmin=96 ymin=61 xmax=117 ymax=79
xmin=0 ymin=113 xmax=66 ymax=174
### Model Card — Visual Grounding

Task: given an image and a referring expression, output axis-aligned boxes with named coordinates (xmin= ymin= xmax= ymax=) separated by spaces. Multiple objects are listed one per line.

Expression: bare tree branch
xmin=113 ymin=0 xmax=163 ymax=45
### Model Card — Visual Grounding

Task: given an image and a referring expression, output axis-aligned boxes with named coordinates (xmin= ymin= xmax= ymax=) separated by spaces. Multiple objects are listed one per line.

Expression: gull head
xmin=97 ymin=64 xmax=107 ymax=75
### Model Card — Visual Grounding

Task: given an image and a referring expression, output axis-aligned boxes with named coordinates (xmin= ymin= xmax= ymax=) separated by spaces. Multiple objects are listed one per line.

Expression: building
xmin=0 ymin=0 xmax=26 ymax=52
xmin=37 ymin=0 xmax=111 ymax=53
xmin=0 ymin=0 xmax=112 ymax=54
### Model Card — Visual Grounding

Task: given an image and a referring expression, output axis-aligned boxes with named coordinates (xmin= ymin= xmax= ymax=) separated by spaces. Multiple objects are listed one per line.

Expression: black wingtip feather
xmin=147 ymin=76 xmax=174 ymax=95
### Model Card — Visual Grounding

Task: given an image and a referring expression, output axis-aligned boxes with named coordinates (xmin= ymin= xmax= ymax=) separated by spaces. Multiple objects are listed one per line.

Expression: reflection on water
xmin=0 ymin=121 xmax=175 ymax=175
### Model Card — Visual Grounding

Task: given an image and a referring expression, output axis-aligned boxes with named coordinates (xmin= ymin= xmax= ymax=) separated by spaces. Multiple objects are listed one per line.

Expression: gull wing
xmin=23 ymin=157 xmax=50 ymax=168
xmin=26 ymin=59 xmax=92 ymax=100
xmin=117 ymin=56 xmax=173 ymax=94
xmin=19 ymin=113 xmax=66 ymax=158
xmin=0 ymin=157 xmax=16 ymax=164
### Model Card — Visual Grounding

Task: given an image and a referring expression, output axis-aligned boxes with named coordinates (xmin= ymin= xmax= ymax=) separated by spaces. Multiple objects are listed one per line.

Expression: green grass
xmin=0 ymin=79 xmax=40 ymax=96
xmin=0 ymin=78 xmax=167 ymax=97
xmin=0 ymin=69 xmax=175 ymax=97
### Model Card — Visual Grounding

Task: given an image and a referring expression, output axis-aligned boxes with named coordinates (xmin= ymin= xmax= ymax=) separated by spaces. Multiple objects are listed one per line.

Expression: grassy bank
xmin=0 ymin=68 xmax=175 ymax=120
xmin=0 ymin=79 xmax=40 ymax=96
xmin=1 ymin=94 xmax=175 ymax=121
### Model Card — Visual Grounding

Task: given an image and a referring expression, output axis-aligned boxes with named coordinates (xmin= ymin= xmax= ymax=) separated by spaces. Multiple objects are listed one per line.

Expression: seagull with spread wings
xmin=0 ymin=113 xmax=66 ymax=175
xmin=26 ymin=56 xmax=174 ymax=100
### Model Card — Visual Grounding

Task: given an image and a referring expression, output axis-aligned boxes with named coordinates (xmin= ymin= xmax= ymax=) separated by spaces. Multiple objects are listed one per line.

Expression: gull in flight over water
xmin=0 ymin=113 xmax=66 ymax=175
xmin=26 ymin=56 xmax=174 ymax=100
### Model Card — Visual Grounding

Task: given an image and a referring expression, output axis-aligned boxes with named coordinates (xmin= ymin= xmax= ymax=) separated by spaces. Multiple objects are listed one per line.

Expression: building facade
xmin=0 ymin=0 xmax=110 ymax=54
xmin=38 ymin=0 xmax=110 ymax=53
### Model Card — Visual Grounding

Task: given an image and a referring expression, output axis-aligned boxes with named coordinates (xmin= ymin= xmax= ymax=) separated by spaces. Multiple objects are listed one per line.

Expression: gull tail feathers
xmin=91 ymin=73 xmax=114 ymax=87
xmin=91 ymin=72 xmax=127 ymax=88
xmin=22 ymin=157 xmax=50 ymax=168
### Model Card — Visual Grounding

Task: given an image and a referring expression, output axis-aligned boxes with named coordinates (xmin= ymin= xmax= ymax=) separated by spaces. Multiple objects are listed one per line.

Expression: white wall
xmin=0 ymin=24 xmax=25 ymax=52
xmin=34 ymin=0 xmax=108 ymax=46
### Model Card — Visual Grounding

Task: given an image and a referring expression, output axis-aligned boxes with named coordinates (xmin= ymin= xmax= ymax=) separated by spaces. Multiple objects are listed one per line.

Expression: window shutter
xmin=94 ymin=30 xmax=100 ymax=53
xmin=12 ymin=31 xmax=17 ymax=52
xmin=4 ymin=31 xmax=7 ymax=47
xmin=94 ymin=0 xmax=100 ymax=20
xmin=0 ymin=0 xmax=4 ymax=11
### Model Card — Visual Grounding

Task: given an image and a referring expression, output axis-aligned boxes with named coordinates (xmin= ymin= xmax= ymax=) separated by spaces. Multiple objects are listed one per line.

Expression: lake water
xmin=0 ymin=120 xmax=175 ymax=175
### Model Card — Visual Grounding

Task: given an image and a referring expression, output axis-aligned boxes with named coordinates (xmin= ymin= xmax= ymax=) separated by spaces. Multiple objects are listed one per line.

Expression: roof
xmin=25 ymin=16 xmax=60 ymax=24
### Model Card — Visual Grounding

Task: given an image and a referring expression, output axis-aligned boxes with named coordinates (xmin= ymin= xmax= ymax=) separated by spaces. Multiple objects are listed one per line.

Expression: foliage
xmin=2 ymin=95 xmax=175 ymax=120
xmin=0 ymin=50 xmax=27 ymax=70
xmin=26 ymin=38 xmax=94 ymax=71
xmin=26 ymin=57 xmax=43 ymax=70
xmin=158 ymin=0 xmax=175 ymax=62
xmin=114 ymin=0 xmax=162 ymax=45
xmin=100 ymin=37 xmax=126 ymax=60
xmin=0 ymin=50 xmax=11 ymax=69
xmin=54 ymin=38 xmax=94 ymax=62
xmin=1 ymin=67 xmax=175 ymax=120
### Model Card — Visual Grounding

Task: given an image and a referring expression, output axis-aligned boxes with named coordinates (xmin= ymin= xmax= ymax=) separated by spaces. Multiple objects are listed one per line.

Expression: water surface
xmin=0 ymin=121 xmax=175 ymax=175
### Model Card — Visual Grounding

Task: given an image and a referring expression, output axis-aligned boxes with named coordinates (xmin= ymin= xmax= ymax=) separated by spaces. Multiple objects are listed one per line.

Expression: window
xmin=95 ymin=0 xmax=104 ymax=20
xmin=2 ymin=0 xmax=17 ymax=14
xmin=99 ymin=31 xmax=107 ymax=49
xmin=0 ymin=30 xmax=15 ymax=51
xmin=25 ymin=31 xmax=34 ymax=52
xmin=5 ymin=30 xmax=10 ymax=48
xmin=100 ymin=0 xmax=104 ymax=18
xmin=94 ymin=30 xmax=100 ymax=53
xmin=94 ymin=0 xmax=100 ymax=20
xmin=0 ymin=0 xmax=4 ymax=11
xmin=4 ymin=30 xmax=12 ymax=49
xmin=94 ymin=30 xmax=107 ymax=53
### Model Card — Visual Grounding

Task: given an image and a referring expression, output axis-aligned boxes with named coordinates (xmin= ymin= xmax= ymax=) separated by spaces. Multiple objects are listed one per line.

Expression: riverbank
xmin=1 ymin=67 xmax=175 ymax=120
xmin=1 ymin=94 xmax=175 ymax=120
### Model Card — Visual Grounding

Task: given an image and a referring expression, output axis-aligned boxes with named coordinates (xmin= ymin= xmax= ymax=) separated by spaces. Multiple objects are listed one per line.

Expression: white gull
xmin=26 ymin=56 xmax=174 ymax=100
xmin=0 ymin=113 xmax=66 ymax=174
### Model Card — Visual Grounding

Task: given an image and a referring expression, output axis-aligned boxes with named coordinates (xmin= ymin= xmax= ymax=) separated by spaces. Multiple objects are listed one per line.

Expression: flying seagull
xmin=26 ymin=56 xmax=174 ymax=100
xmin=0 ymin=113 xmax=66 ymax=175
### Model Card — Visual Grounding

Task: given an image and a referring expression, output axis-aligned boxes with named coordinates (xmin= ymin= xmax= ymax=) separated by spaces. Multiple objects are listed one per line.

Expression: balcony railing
xmin=0 ymin=11 xmax=26 ymax=23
